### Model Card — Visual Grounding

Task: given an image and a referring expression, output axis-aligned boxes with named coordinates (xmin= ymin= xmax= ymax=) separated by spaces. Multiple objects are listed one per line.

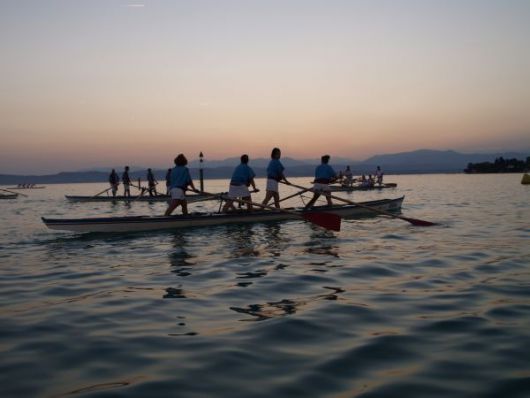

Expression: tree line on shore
xmin=464 ymin=157 xmax=530 ymax=173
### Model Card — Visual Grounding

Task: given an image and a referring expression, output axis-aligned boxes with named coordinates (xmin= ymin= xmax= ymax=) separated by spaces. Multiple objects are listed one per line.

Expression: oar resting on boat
xmin=282 ymin=181 xmax=437 ymax=227
xmin=202 ymin=190 xmax=341 ymax=231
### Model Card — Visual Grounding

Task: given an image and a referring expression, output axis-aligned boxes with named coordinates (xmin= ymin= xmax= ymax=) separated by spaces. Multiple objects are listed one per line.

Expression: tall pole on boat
xmin=199 ymin=151 xmax=204 ymax=192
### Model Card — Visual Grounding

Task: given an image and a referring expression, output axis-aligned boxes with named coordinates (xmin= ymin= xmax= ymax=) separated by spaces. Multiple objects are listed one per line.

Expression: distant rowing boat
xmin=0 ymin=193 xmax=18 ymax=199
xmin=65 ymin=193 xmax=212 ymax=202
xmin=329 ymin=183 xmax=397 ymax=192
xmin=7 ymin=186 xmax=46 ymax=189
xmin=42 ymin=196 xmax=404 ymax=233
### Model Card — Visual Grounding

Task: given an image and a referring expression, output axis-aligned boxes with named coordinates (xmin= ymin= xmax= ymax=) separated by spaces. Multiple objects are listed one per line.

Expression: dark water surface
xmin=1 ymin=175 xmax=529 ymax=397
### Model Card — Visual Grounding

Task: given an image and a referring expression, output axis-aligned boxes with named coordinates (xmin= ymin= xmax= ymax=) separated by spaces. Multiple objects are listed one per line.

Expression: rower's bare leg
xmin=222 ymin=200 xmax=235 ymax=212
xmin=181 ymin=200 xmax=189 ymax=215
xmin=325 ymin=193 xmax=332 ymax=206
xmin=262 ymin=191 xmax=273 ymax=206
xmin=304 ymin=192 xmax=321 ymax=209
xmin=272 ymin=192 xmax=280 ymax=208
xmin=243 ymin=196 xmax=252 ymax=211
xmin=165 ymin=200 xmax=178 ymax=216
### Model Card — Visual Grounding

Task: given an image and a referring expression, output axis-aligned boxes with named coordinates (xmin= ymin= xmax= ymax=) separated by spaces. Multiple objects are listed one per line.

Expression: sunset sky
xmin=1 ymin=0 xmax=529 ymax=174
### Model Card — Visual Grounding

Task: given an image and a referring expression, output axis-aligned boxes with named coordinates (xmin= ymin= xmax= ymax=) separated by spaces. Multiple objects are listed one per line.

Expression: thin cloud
xmin=127 ymin=4 xmax=145 ymax=7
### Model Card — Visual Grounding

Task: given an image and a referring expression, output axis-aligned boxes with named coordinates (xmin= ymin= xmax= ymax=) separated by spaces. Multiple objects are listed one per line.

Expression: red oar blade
xmin=403 ymin=217 xmax=438 ymax=227
xmin=303 ymin=212 xmax=341 ymax=231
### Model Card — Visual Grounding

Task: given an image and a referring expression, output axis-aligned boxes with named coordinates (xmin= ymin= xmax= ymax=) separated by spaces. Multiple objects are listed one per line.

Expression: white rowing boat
xmin=42 ymin=196 xmax=404 ymax=233
xmin=329 ymin=183 xmax=397 ymax=192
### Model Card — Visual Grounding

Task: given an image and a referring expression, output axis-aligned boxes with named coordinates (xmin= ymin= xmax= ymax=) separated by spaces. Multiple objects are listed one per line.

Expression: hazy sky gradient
xmin=1 ymin=0 xmax=529 ymax=173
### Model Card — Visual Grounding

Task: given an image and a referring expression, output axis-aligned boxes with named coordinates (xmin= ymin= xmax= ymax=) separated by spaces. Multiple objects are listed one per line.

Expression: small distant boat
xmin=7 ymin=185 xmax=46 ymax=189
xmin=0 ymin=193 xmax=18 ymax=199
xmin=522 ymin=173 xmax=530 ymax=185
xmin=329 ymin=183 xmax=397 ymax=192
xmin=42 ymin=196 xmax=404 ymax=233
xmin=65 ymin=193 xmax=212 ymax=202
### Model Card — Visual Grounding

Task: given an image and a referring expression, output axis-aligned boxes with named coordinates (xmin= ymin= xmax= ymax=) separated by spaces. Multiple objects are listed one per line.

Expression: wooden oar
xmin=197 ymin=189 xmax=341 ymax=231
xmin=282 ymin=182 xmax=437 ymax=227
xmin=89 ymin=186 xmax=113 ymax=199
xmin=277 ymin=187 xmax=312 ymax=204
xmin=1 ymin=188 xmax=28 ymax=197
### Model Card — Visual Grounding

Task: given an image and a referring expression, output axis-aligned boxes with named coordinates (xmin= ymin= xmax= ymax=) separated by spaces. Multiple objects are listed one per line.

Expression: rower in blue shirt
xmin=164 ymin=154 xmax=198 ymax=216
xmin=262 ymin=147 xmax=290 ymax=208
xmin=304 ymin=155 xmax=337 ymax=209
xmin=223 ymin=154 xmax=259 ymax=212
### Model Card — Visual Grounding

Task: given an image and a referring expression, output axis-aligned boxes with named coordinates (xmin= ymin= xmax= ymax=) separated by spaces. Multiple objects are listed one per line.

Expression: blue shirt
xmin=170 ymin=166 xmax=192 ymax=189
xmin=314 ymin=164 xmax=336 ymax=183
xmin=230 ymin=163 xmax=256 ymax=186
xmin=266 ymin=159 xmax=285 ymax=180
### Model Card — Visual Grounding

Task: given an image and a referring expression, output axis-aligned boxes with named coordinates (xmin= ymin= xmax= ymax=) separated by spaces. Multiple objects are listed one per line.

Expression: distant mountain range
xmin=1 ymin=149 xmax=528 ymax=185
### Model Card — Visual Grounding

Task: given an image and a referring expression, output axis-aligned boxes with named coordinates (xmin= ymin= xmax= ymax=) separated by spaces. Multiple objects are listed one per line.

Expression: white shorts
xmin=266 ymin=178 xmax=279 ymax=192
xmin=313 ymin=183 xmax=331 ymax=193
xmin=228 ymin=184 xmax=250 ymax=199
xmin=170 ymin=187 xmax=186 ymax=200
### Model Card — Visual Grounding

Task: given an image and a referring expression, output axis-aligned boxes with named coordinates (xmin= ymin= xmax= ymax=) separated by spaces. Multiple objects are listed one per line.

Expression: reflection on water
xmin=230 ymin=286 xmax=345 ymax=321
xmin=168 ymin=232 xmax=195 ymax=272
xmin=0 ymin=175 xmax=529 ymax=397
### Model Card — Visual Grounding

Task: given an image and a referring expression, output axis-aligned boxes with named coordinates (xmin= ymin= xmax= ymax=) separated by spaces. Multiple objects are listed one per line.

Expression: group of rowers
xmin=16 ymin=183 xmax=38 ymax=188
xmin=107 ymin=147 xmax=383 ymax=216
xmin=162 ymin=147 xmax=342 ymax=216
xmin=338 ymin=166 xmax=384 ymax=188
xmin=108 ymin=166 xmax=160 ymax=198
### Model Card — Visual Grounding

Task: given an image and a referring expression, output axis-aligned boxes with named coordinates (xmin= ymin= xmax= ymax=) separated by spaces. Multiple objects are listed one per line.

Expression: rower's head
xmin=241 ymin=154 xmax=249 ymax=164
xmin=271 ymin=147 xmax=281 ymax=159
xmin=321 ymin=155 xmax=330 ymax=164
xmin=125 ymin=166 xmax=129 ymax=171
xmin=175 ymin=154 xmax=188 ymax=166
xmin=148 ymin=168 xmax=152 ymax=172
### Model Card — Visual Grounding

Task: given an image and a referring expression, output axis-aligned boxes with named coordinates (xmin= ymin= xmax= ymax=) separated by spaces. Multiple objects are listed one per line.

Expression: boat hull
xmin=43 ymin=197 xmax=404 ymax=233
xmin=0 ymin=194 xmax=18 ymax=199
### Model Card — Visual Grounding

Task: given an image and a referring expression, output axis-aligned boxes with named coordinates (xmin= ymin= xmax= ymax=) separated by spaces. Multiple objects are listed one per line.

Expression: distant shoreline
xmin=0 ymin=170 xmax=500 ymax=186
xmin=2 ymin=149 xmax=528 ymax=184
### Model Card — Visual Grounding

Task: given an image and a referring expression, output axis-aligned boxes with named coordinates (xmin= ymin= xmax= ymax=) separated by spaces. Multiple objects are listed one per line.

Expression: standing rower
xmin=375 ymin=166 xmax=384 ymax=185
xmin=222 ymin=154 xmax=258 ymax=212
xmin=262 ymin=147 xmax=289 ymax=208
xmin=147 ymin=168 xmax=158 ymax=197
xmin=108 ymin=169 xmax=120 ymax=197
xmin=165 ymin=154 xmax=197 ymax=216
xmin=304 ymin=155 xmax=337 ymax=209
xmin=122 ymin=166 xmax=131 ymax=197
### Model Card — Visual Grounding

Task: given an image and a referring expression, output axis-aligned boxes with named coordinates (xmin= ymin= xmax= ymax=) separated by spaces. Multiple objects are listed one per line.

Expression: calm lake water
xmin=1 ymin=174 xmax=529 ymax=398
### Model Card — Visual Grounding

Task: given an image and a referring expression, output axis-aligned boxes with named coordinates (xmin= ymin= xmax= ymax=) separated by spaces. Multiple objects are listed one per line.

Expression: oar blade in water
xmin=303 ymin=212 xmax=341 ymax=231
xmin=404 ymin=217 xmax=438 ymax=227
